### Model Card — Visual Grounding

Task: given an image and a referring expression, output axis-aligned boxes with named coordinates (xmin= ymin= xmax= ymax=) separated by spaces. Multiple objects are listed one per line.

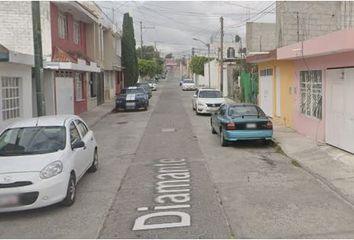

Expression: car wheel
xmin=62 ymin=174 xmax=76 ymax=206
xmin=211 ymin=120 xmax=217 ymax=134
xmin=220 ymin=129 xmax=228 ymax=147
xmin=88 ymin=149 xmax=98 ymax=173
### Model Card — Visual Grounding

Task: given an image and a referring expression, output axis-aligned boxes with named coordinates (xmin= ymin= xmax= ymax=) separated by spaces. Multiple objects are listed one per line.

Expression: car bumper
xmin=182 ymin=86 xmax=196 ymax=90
xmin=0 ymin=172 xmax=69 ymax=213
xmin=197 ymin=106 xmax=219 ymax=114
xmin=116 ymin=101 xmax=147 ymax=110
xmin=223 ymin=129 xmax=273 ymax=141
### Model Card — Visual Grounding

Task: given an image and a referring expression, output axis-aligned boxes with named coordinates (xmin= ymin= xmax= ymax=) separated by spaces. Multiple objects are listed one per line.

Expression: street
xmin=2 ymin=70 xmax=354 ymax=238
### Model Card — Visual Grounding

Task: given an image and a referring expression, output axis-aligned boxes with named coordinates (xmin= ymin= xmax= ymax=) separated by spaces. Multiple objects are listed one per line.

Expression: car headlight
xmin=197 ymin=102 xmax=205 ymax=106
xmin=40 ymin=161 xmax=63 ymax=179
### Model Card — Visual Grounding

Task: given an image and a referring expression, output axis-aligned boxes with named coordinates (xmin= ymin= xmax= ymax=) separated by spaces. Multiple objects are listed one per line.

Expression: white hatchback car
xmin=0 ymin=115 xmax=98 ymax=212
xmin=182 ymin=79 xmax=197 ymax=91
xmin=192 ymin=88 xmax=225 ymax=114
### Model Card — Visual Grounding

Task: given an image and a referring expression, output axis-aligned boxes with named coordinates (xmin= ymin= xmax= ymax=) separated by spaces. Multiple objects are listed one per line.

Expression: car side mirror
xmin=72 ymin=140 xmax=85 ymax=150
xmin=193 ymin=94 xmax=197 ymax=98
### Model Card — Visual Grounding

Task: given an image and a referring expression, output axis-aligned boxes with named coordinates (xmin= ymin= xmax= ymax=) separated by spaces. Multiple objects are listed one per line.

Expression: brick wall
xmin=0 ymin=1 xmax=52 ymax=57
xmin=276 ymin=1 xmax=354 ymax=47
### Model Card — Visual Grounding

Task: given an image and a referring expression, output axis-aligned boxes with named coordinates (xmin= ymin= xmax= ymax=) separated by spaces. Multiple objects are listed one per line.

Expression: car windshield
xmin=121 ymin=88 xmax=145 ymax=94
xmin=228 ymin=106 xmax=265 ymax=117
xmin=199 ymin=91 xmax=222 ymax=98
xmin=184 ymin=80 xmax=194 ymax=83
xmin=0 ymin=127 xmax=66 ymax=156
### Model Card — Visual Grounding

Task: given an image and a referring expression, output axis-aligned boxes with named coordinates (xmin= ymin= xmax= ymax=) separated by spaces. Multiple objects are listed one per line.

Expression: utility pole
xmin=207 ymin=44 xmax=211 ymax=88
xmin=296 ymin=11 xmax=300 ymax=42
xmin=140 ymin=21 xmax=143 ymax=58
xmin=32 ymin=1 xmax=46 ymax=116
xmin=220 ymin=16 xmax=224 ymax=95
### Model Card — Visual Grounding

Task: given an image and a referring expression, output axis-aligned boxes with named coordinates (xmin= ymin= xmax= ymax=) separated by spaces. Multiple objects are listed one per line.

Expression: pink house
xmin=277 ymin=29 xmax=354 ymax=153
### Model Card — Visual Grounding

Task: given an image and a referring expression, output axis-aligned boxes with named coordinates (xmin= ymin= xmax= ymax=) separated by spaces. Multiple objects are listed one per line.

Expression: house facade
xmin=0 ymin=1 xmax=121 ymax=124
xmin=0 ymin=45 xmax=34 ymax=130
xmin=248 ymin=29 xmax=354 ymax=153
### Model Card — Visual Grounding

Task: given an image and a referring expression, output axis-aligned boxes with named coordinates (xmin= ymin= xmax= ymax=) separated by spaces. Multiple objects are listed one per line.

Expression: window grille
xmin=300 ymin=70 xmax=322 ymax=119
xmin=1 ymin=77 xmax=21 ymax=120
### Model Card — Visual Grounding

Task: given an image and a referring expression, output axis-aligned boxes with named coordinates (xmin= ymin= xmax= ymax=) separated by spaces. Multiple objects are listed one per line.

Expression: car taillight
xmin=226 ymin=122 xmax=236 ymax=130
xmin=266 ymin=121 xmax=273 ymax=129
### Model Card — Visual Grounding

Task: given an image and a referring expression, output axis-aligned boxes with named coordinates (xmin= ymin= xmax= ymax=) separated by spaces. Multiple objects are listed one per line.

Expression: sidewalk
xmin=273 ymin=123 xmax=354 ymax=205
xmin=224 ymin=97 xmax=354 ymax=205
xmin=79 ymin=101 xmax=115 ymax=128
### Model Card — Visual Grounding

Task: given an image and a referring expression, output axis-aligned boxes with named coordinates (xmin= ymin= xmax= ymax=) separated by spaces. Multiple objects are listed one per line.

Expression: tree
xmin=189 ymin=56 xmax=209 ymax=76
xmin=136 ymin=45 xmax=160 ymax=60
xmin=165 ymin=53 xmax=173 ymax=59
xmin=138 ymin=59 xmax=163 ymax=78
xmin=122 ymin=13 xmax=139 ymax=87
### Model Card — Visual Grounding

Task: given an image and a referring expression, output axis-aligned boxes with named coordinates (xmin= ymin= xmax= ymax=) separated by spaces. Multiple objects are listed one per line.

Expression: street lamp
xmin=192 ymin=38 xmax=211 ymax=88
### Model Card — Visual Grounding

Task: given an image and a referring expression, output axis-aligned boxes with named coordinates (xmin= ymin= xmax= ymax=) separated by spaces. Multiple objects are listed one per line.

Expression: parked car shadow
xmin=227 ymin=139 xmax=275 ymax=149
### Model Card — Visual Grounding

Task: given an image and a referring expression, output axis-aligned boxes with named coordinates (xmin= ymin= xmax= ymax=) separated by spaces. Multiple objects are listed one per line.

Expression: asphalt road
xmin=2 ymin=69 xmax=354 ymax=238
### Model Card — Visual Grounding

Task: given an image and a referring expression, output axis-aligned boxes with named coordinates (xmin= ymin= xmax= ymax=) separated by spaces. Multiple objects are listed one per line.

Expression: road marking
xmin=132 ymin=158 xmax=192 ymax=231
xmin=161 ymin=128 xmax=176 ymax=132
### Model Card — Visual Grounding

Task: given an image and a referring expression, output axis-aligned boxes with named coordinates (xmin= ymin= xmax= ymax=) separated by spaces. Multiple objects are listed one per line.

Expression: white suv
xmin=192 ymin=88 xmax=225 ymax=114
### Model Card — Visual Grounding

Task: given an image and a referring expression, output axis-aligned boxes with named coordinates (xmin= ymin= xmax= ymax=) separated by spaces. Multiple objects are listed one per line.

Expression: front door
xmin=259 ymin=74 xmax=273 ymax=116
xmin=326 ymin=68 xmax=354 ymax=153
xmin=56 ymin=77 xmax=74 ymax=114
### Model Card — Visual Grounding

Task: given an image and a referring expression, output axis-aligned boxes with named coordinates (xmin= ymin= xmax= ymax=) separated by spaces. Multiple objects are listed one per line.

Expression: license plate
xmin=126 ymin=102 xmax=135 ymax=109
xmin=246 ymin=123 xmax=257 ymax=129
xmin=0 ymin=195 xmax=19 ymax=207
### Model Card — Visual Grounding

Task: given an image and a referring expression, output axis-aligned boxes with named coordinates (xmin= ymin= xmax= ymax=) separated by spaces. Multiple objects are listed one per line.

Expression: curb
xmin=272 ymin=136 xmax=354 ymax=209
xmin=87 ymin=108 xmax=114 ymax=128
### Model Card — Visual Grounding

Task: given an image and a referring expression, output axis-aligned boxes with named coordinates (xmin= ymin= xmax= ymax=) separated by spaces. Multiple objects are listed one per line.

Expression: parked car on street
xmin=182 ymin=79 xmax=197 ymax=91
xmin=136 ymin=82 xmax=152 ymax=98
xmin=116 ymin=87 xmax=149 ymax=111
xmin=192 ymin=88 xmax=225 ymax=114
xmin=0 ymin=115 xmax=98 ymax=212
xmin=147 ymin=80 xmax=157 ymax=91
xmin=210 ymin=103 xmax=273 ymax=146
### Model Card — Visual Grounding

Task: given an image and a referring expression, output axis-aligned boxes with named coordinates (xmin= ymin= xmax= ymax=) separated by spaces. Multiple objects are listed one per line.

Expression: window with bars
xmin=58 ymin=13 xmax=67 ymax=39
xmin=1 ymin=77 xmax=21 ymax=121
xmin=75 ymin=74 xmax=83 ymax=101
xmin=260 ymin=68 xmax=273 ymax=76
xmin=300 ymin=70 xmax=322 ymax=119
xmin=73 ymin=21 xmax=80 ymax=45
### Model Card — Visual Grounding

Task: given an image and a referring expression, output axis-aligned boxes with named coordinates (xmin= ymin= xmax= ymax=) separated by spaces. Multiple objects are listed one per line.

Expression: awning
xmin=0 ymin=44 xmax=34 ymax=66
xmin=45 ymin=47 xmax=100 ymax=72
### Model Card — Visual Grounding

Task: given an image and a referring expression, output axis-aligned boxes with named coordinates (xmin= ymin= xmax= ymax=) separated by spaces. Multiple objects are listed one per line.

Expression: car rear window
xmin=228 ymin=106 xmax=265 ymax=117
xmin=199 ymin=91 xmax=221 ymax=98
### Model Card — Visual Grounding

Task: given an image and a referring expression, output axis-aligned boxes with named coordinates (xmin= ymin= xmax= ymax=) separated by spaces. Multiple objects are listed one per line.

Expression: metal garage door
xmin=259 ymin=68 xmax=273 ymax=116
xmin=326 ymin=68 xmax=354 ymax=153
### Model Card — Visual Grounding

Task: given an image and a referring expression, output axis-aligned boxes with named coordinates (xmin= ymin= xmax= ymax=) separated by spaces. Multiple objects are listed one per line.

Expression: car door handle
xmin=91 ymin=137 xmax=94 ymax=141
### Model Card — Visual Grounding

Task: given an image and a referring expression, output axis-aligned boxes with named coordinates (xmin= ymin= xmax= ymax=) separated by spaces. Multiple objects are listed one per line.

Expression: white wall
xmin=0 ymin=1 xmax=52 ymax=58
xmin=0 ymin=62 xmax=33 ymax=130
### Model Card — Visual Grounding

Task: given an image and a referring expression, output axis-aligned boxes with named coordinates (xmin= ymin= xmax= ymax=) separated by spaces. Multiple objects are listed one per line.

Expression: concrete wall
xmin=0 ymin=62 xmax=33 ymax=130
xmin=246 ymin=22 xmax=276 ymax=52
xmin=0 ymin=1 xmax=52 ymax=58
xmin=276 ymin=1 xmax=354 ymax=47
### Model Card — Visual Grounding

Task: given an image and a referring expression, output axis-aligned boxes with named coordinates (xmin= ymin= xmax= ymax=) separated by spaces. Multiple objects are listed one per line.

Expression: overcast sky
xmin=97 ymin=1 xmax=275 ymax=57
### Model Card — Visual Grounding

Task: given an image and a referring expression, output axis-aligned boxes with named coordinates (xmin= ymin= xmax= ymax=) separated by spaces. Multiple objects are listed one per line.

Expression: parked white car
xmin=182 ymin=79 xmax=197 ymax=91
xmin=192 ymin=88 xmax=225 ymax=114
xmin=0 ymin=115 xmax=98 ymax=212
